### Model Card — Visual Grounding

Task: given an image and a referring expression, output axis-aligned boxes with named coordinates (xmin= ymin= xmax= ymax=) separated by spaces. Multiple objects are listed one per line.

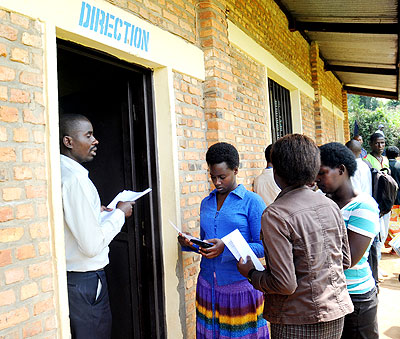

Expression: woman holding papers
xmin=178 ymin=142 xmax=269 ymax=339
xmin=237 ymin=134 xmax=353 ymax=339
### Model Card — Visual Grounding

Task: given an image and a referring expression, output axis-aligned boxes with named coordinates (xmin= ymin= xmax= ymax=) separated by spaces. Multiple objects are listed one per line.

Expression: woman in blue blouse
xmin=178 ymin=142 xmax=269 ymax=339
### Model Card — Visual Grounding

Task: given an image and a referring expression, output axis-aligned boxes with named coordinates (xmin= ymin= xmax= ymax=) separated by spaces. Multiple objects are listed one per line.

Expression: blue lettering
xmin=130 ymin=25 xmax=135 ymax=46
xmin=114 ymin=17 xmax=122 ymax=41
xmin=141 ymin=30 xmax=149 ymax=51
xmin=134 ymin=27 xmax=142 ymax=48
xmin=104 ymin=13 xmax=109 ymax=36
xmin=89 ymin=6 xmax=96 ymax=30
xmin=123 ymin=21 xmax=131 ymax=44
xmin=78 ymin=1 xmax=91 ymax=28
xmin=107 ymin=14 xmax=115 ymax=38
xmin=95 ymin=9 xmax=106 ymax=34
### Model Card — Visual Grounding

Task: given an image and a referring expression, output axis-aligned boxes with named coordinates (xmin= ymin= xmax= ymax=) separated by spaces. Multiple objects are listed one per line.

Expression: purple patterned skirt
xmin=196 ymin=275 xmax=269 ymax=339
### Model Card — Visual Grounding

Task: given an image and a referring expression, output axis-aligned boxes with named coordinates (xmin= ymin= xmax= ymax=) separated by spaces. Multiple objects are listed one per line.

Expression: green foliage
xmin=348 ymin=95 xmax=400 ymax=153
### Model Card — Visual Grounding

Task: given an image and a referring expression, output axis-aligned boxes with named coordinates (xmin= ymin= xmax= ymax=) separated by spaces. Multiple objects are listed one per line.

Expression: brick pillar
xmin=198 ymin=0 xmax=235 ymax=146
xmin=342 ymin=89 xmax=350 ymax=141
xmin=310 ymin=41 xmax=323 ymax=145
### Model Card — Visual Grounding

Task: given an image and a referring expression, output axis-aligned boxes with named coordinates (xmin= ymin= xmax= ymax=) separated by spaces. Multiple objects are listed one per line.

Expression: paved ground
xmin=378 ymin=248 xmax=400 ymax=339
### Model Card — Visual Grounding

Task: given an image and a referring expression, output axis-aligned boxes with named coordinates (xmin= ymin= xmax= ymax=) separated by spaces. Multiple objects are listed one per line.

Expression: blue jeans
xmin=67 ymin=270 xmax=112 ymax=339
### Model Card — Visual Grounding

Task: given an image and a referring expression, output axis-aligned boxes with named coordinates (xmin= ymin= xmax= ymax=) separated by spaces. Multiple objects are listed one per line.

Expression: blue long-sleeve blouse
xmin=185 ymin=184 xmax=266 ymax=286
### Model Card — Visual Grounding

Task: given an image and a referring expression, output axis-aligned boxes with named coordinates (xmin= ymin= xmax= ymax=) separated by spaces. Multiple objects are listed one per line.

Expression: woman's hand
xmin=199 ymin=238 xmax=225 ymax=259
xmin=178 ymin=233 xmax=197 ymax=251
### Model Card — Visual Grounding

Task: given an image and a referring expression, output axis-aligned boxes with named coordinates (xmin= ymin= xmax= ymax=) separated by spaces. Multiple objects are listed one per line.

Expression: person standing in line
xmin=60 ymin=114 xmax=135 ymax=339
xmin=375 ymin=124 xmax=385 ymax=137
xmin=317 ymin=142 xmax=380 ymax=339
xmin=386 ymin=146 xmax=400 ymax=249
xmin=253 ymin=144 xmax=281 ymax=206
xmin=352 ymin=135 xmax=367 ymax=158
xmin=178 ymin=142 xmax=269 ymax=339
xmin=365 ymin=132 xmax=390 ymax=279
xmin=238 ymin=134 xmax=353 ymax=339
xmin=345 ymin=139 xmax=372 ymax=196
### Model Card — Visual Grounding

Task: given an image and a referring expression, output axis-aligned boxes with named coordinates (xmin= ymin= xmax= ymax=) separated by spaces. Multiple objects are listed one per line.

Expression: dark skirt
xmin=196 ymin=275 xmax=269 ymax=339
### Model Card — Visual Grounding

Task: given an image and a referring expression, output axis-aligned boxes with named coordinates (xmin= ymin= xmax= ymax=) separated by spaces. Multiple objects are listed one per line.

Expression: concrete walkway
xmin=378 ymin=248 xmax=400 ymax=339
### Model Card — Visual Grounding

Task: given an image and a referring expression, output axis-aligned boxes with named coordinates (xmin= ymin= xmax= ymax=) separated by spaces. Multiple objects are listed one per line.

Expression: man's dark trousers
xmin=67 ymin=270 xmax=112 ymax=339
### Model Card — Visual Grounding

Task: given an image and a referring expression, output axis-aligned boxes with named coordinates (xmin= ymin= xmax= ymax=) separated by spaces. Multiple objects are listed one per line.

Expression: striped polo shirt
xmin=341 ymin=193 xmax=380 ymax=294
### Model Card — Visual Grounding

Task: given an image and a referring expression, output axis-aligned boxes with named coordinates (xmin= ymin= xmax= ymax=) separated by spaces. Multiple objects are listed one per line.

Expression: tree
xmin=348 ymin=95 xmax=400 ymax=152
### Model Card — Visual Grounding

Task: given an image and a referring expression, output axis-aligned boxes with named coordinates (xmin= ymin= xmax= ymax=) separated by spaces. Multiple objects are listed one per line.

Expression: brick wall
xmin=230 ymin=45 xmax=267 ymax=188
xmin=321 ymin=107 xmax=336 ymax=143
xmin=174 ymin=70 xmax=207 ymax=338
xmin=0 ymin=10 xmax=56 ymax=337
xmin=106 ymin=0 xmax=198 ymax=44
xmin=300 ymin=92 xmax=315 ymax=139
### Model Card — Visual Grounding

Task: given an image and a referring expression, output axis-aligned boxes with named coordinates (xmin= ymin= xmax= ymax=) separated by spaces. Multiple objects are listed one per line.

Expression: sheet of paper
xmin=221 ymin=229 xmax=265 ymax=271
xmin=100 ymin=188 xmax=152 ymax=223
xmin=168 ymin=220 xmax=211 ymax=246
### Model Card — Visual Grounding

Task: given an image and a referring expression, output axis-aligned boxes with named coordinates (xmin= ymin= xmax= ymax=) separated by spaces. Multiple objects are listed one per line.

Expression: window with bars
xmin=268 ymin=78 xmax=293 ymax=142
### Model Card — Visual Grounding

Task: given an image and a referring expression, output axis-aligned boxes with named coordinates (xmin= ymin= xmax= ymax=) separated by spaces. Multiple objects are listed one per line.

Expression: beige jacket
xmin=251 ymin=186 xmax=354 ymax=325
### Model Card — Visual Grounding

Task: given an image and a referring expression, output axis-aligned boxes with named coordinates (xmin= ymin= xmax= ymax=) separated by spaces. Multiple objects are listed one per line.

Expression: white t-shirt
xmin=253 ymin=168 xmax=281 ymax=206
xmin=351 ymin=158 xmax=372 ymax=196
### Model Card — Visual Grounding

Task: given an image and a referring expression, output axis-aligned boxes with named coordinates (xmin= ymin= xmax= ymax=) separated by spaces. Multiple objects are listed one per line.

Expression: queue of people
xmin=59 ymin=112 xmax=397 ymax=339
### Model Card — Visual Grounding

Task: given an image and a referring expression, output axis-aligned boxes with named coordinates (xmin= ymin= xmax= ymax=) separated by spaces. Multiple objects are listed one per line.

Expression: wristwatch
xmin=247 ymin=268 xmax=257 ymax=283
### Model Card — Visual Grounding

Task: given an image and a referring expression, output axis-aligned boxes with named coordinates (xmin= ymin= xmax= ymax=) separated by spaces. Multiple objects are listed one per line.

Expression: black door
xmin=57 ymin=40 xmax=165 ymax=338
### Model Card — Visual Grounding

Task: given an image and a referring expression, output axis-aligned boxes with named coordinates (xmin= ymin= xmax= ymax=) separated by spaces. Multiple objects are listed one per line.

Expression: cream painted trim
xmin=42 ymin=23 xmax=71 ymax=338
xmin=321 ymin=96 xmax=344 ymax=119
xmin=228 ymin=20 xmax=315 ymax=101
xmin=153 ymin=66 xmax=183 ymax=339
xmin=0 ymin=0 xmax=205 ymax=81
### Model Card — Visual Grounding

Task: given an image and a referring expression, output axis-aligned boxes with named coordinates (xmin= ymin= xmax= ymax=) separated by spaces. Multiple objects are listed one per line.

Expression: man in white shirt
xmin=346 ymin=139 xmax=372 ymax=195
xmin=60 ymin=114 xmax=134 ymax=339
xmin=253 ymin=144 xmax=280 ymax=206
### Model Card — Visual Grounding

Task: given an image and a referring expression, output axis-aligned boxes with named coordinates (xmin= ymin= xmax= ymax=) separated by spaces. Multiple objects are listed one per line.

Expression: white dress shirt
xmin=351 ymin=158 xmax=372 ymax=196
xmin=253 ymin=168 xmax=281 ymax=206
xmin=60 ymin=155 xmax=125 ymax=272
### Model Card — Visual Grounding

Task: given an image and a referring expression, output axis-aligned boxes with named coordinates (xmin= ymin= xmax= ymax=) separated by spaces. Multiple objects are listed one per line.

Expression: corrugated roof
xmin=276 ymin=0 xmax=399 ymax=99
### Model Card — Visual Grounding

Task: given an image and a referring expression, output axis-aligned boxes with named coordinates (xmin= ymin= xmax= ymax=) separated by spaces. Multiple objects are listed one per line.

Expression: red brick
xmin=0 ymin=227 xmax=24 ymax=242
xmin=33 ymin=296 xmax=54 ymax=315
xmin=33 ymin=129 xmax=44 ymax=143
xmin=45 ymin=315 xmax=56 ymax=331
xmin=2 ymin=187 xmax=22 ymax=201
xmin=28 ymin=260 xmax=52 ymax=278
xmin=0 ymin=126 xmax=6 ymax=141
xmin=19 ymin=71 xmax=43 ymax=87
xmin=0 ymin=147 xmax=16 ymax=161
xmin=0 ymin=307 xmax=29 ymax=330
xmin=10 ymin=13 xmax=30 ymax=29
xmin=37 ymin=203 xmax=48 ymax=218
xmin=5 ymin=267 xmax=24 ymax=284
xmin=0 ymin=66 xmax=15 ymax=81
xmin=16 ymin=203 xmax=34 ymax=220
xmin=22 ymin=148 xmax=44 ymax=162
xmin=16 ymin=244 xmax=36 ymax=260
xmin=23 ymin=108 xmax=44 ymax=124
xmin=23 ymin=320 xmax=42 ymax=338
xmin=0 ymin=289 xmax=15 ymax=306
xmin=0 ymin=206 xmax=13 ymax=222
xmin=20 ymin=282 xmax=39 ymax=300
xmin=0 ymin=249 xmax=12 ymax=267
xmin=10 ymin=88 xmax=30 ymax=103
xmin=41 ymin=277 xmax=53 ymax=292
xmin=38 ymin=242 xmax=49 ymax=255
xmin=29 ymin=222 xmax=49 ymax=239
xmin=10 ymin=47 xmax=29 ymax=64
xmin=21 ymin=32 xmax=42 ymax=48
xmin=14 ymin=166 xmax=33 ymax=180
xmin=25 ymin=185 xmax=46 ymax=198
xmin=0 ymin=86 xmax=7 ymax=101
xmin=0 ymin=43 xmax=7 ymax=57
xmin=0 ymin=23 xmax=18 ymax=41
xmin=0 ymin=106 xmax=18 ymax=122
xmin=13 ymin=127 xmax=29 ymax=142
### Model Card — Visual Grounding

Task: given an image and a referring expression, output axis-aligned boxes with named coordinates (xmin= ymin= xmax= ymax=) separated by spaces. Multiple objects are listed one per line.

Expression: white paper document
xmin=169 ymin=220 xmax=213 ymax=248
xmin=221 ymin=229 xmax=265 ymax=271
xmin=100 ymin=188 xmax=152 ymax=223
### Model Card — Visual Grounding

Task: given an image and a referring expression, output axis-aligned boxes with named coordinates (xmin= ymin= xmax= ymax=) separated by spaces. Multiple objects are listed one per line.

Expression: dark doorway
xmin=57 ymin=40 xmax=165 ymax=338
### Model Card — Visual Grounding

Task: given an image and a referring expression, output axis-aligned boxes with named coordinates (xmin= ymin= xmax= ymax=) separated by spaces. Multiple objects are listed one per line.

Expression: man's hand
xmin=116 ymin=201 xmax=135 ymax=218
xmin=101 ymin=205 xmax=113 ymax=212
xmin=237 ymin=256 xmax=255 ymax=278
xmin=199 ymin=238 xmax=224 ymax=259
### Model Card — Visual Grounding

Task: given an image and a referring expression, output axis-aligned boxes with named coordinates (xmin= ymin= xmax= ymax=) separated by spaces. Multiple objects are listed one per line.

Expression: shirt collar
xmin=210 ymin=183 xmax=246 ymax=199
xmin=276 ymin=184 xmax=308 ymax=199
xmin=60 ymin=154 xmax=89 ymax=177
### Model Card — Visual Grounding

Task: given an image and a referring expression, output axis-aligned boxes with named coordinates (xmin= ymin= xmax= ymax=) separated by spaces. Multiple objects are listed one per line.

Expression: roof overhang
xmin=275 ymin=0 xmax=399 ymax=99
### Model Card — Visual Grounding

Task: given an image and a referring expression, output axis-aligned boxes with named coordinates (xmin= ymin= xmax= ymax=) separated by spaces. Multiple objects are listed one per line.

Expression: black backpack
xmin=366 ymin=164 xmax=398 ymax=217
